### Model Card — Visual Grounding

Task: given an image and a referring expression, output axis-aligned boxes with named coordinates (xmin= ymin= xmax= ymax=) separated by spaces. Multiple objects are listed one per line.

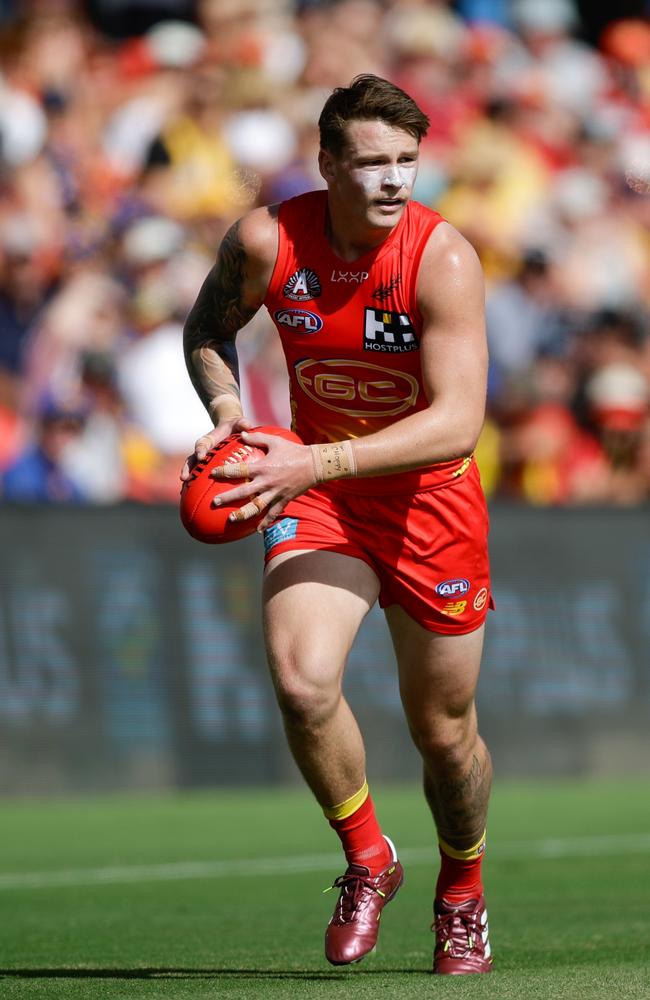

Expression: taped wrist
xmin=207 ymin=393 xmax=243 ymax=424
xmin=310 ymin=440 xmax=357 ymax=482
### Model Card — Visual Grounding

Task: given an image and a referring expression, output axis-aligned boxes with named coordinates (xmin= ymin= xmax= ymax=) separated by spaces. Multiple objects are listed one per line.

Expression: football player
xmin=182 ymin=74 xmax=493 ymax=974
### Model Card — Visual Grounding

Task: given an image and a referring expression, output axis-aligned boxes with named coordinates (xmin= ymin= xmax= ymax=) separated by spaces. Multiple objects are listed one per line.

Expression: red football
xmin=180 ymin=425 xmax=302 ymax=544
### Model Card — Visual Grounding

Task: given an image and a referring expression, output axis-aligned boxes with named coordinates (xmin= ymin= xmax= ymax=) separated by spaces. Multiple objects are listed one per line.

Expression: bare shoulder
xmin=419 ymin=221 xmax=484 ymax=291
xmin=234 ymin=204 xmax=280 ymax=270
xmin=214 ymin=204 xmax=279 ymax=303
xmin=415 ymin=221 xmax=485 ymax=335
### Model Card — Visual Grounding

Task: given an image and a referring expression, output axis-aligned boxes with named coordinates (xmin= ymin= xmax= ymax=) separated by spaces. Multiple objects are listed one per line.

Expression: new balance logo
xmin=363 ymin=308 xmax=419 ymax=353
xmin=441 ymin=600 xmax=467 ymax=617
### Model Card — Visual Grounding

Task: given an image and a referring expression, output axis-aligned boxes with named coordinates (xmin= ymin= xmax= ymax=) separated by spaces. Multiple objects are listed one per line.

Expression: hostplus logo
xmin=363 ymin=308 xmax=419 ymax=353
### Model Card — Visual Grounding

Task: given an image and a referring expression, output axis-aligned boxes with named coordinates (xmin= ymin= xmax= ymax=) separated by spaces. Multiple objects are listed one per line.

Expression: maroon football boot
xmin=324 ymin=836 xmax=404 ymax=965
xmin=432 ymin=894 xmax=493 ymax=974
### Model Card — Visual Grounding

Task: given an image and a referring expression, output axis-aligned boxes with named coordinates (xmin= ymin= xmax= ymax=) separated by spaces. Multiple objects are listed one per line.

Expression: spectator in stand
xmin=60 ymin=351 xmax=129 ymax=503
xmin=485 ymin=248 xmax=569 ymax=399
xmin=116 ymin=215 xmax=213 ymax=501
xmin=435 ymin=97 xmax=552 ymax=278
xmin=508 ymin=0 xmax=609 ymax=115
xmin=0 ymin=215 xmax=57 ymax=408
xmin=495 ymin=358 xmax=611 ymax=506
xmin=574 ymin=309 xmax=650 ymax=503
xmin=1 ymin=392 xmax=88 ymax=503
xmin=20 ymin=269 xmax=128 ymax=416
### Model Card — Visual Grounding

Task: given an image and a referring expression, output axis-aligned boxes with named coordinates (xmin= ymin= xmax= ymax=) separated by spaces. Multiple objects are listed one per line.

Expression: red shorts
xmin=262 ymin=460 xmax=493 ymax=635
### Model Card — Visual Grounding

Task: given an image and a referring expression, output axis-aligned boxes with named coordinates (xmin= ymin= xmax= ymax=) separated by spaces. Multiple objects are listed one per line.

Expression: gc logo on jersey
xmin=295 ymin=358 xmax=419 ymax=417
xmin=283 ymin=268 xmax=321 ymax=301
xmin=274 ymin=308 xmax=323 ymax=334
xmin=364 ymin=308 xmax=419 ymax=353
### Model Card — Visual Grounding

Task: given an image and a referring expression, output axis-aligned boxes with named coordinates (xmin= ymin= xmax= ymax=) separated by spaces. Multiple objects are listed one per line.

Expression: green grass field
xmin=1 ymin=779 xmax=649 ymax=999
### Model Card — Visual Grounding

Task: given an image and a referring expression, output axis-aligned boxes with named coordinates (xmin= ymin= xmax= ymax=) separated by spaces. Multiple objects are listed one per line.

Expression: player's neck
xmin=325 ymin=205 xmax=394 ymax=262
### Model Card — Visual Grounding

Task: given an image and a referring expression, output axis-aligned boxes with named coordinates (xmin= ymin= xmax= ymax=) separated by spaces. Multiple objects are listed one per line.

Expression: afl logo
xmin=283 ymin=268 xmax=321 ymax=301
xmin=294 ymin=358 xmax=419 ymax=418
xmin=435 ymin=578 xmax=470 ymax=598
xmin=275 ymin=309 xmax=323 ymax=334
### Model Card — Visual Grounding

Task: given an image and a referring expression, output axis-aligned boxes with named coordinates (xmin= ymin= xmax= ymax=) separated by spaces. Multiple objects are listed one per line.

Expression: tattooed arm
xmin=181 ymin=207 xmax=278 ymax=475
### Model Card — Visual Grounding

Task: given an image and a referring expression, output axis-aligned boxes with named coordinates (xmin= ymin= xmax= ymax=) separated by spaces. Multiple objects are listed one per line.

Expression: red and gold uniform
xmin=262 ymin=191 xmax=492 ymax=633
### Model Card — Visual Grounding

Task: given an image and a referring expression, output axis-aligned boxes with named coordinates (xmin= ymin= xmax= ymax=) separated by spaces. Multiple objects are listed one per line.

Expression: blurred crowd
xmin=0 ymin=0 xmax=649 ymax=505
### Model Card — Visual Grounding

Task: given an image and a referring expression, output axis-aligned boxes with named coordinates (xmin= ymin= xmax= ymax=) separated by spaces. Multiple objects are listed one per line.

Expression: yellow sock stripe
xmin=323 ymin=781 xmax=369 ymax=821
xmin=439 ymin=830 xmax=486 ymax=861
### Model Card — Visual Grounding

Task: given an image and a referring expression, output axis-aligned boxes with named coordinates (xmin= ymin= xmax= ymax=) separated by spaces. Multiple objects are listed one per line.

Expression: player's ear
xmin=318 ymin=148 xmax=336 ymax=183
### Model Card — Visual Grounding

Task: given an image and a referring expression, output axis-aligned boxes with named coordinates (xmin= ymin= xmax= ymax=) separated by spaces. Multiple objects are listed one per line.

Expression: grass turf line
xmin=0 ymin=779 xmax=648 ymax=999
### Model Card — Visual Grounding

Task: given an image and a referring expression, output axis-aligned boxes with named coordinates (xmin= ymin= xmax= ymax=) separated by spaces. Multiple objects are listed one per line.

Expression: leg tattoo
xmin=424 ymin=743 xmax=492 ymax=850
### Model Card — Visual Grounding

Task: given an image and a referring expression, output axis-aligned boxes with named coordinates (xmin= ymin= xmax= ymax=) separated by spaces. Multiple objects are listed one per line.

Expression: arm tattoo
xmin=183 ymin=220 xmax=258 ymax=419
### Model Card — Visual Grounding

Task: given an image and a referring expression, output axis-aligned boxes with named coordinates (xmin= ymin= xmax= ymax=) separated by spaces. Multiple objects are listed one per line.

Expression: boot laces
xmin=325 ymin=872 xmax=385 ymax=924
xmin=433 ymin=906 xmax=485 ymax=957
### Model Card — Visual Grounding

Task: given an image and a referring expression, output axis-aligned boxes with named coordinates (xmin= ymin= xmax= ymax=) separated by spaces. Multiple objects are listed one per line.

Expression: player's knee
xmin=274 ymin=669 xmax=340 ymax=731
xmin=411 ymin=713 xmax=476 ymax=770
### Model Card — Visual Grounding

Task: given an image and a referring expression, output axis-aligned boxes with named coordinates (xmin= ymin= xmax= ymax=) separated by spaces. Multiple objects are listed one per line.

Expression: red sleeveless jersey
xmin=264 ymin=190 xmax=472 ymax=494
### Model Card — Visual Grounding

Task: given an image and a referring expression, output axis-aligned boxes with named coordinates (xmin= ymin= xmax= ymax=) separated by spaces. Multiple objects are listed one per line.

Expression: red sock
xmin=325 ymin=785 xmax=391 ymax=875
xmin=435 ymin=833 xmax=486 ymax=903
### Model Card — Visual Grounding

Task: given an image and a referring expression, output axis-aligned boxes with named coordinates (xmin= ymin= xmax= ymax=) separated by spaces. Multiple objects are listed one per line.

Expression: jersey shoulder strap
xmin=266 ymin=191 xmax=327 ymax=302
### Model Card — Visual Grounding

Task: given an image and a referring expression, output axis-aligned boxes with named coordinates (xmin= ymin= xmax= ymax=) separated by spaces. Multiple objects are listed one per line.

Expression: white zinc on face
xmin=355 ymin=159 xmax=417 ymax=197
xmin=346 ymin=120 xmax=418 ymax=197
xmin=322 ymin=119 xmax=420 ymax=234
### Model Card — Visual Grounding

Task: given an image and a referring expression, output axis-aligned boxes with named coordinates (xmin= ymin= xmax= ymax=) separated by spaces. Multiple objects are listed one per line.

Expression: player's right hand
xmin=180 ymin=416 xmax=253 ymax=482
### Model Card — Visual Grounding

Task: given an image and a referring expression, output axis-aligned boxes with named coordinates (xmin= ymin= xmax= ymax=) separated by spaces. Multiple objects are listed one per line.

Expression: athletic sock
xmin=324 ymin=781 xmax=391 ymax=875
xmin=436 ymin=830 xmax=486 ymax=903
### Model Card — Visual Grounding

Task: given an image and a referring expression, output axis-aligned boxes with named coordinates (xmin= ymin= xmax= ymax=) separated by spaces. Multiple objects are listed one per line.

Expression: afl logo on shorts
xmin=283 ymin=268 xmax=321 ymax=301
xmin=274 ymin=309 xmax=323 ymax=334
xmin=295 ymin=358 xmax=419 ymax=418
xmin=435 ymin=578 xmax=470 ymax=598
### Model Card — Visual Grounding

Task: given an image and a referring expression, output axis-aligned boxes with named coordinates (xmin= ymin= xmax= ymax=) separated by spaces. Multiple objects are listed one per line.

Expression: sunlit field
xmin=1 ymin=779 xmax=648 ymax=999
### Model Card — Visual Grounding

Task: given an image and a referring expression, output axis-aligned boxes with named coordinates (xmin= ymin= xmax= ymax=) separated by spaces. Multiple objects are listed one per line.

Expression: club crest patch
xmin=473 ymin=587 xmax=489 ymax=611
xmin=283 ymin=268 xmax=321 ymax=301
xmin=363 ymin=308 xmax=419 ymax=353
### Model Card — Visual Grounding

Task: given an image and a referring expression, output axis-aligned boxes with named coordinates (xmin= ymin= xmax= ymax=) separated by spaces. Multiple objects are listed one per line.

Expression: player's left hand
xmin=210 ymin=429 xmax=315 ymax=531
